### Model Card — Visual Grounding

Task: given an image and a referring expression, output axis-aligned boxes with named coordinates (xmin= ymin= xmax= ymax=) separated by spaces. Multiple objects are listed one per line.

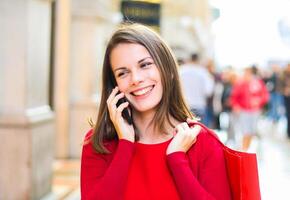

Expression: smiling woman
xmin=111 ymin=43 xmax=163 ymax=114
xmin=80 ymin=23 xmax=231 ymax=200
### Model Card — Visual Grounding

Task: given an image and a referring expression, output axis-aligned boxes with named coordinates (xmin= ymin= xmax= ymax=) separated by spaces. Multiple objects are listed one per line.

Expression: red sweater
xmin=81 ymin=128 xmax=231 ymax=200
xmin=230 ymin=78 xmax=269 ymax=111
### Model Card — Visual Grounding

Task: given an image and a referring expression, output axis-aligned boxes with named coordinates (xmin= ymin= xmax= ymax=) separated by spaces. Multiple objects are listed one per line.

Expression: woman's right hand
xmin=107 ymin=86 xmax=135 ymax=142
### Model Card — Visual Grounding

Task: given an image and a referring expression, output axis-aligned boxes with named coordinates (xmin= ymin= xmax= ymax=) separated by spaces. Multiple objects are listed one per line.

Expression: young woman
xmin=81 ymin=23 xmax=231 ymax=200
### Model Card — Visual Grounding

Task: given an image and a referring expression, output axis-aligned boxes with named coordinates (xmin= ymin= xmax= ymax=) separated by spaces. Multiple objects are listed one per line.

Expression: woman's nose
xmin=131 ymin=69 xmax=143 ymax=85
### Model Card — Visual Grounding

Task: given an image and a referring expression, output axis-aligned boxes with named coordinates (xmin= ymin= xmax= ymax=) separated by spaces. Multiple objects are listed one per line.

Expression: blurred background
xmin=0 ymin=0 xmax=290 ymax=199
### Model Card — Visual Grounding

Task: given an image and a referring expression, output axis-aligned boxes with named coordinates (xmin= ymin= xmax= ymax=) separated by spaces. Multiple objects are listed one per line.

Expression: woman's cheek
xmin=117 ymin=81 xmax=129 ymax=93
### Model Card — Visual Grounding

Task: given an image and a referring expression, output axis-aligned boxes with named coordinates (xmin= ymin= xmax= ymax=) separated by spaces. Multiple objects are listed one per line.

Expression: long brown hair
xmin=91 ymin=23 xmax=193 ymax=153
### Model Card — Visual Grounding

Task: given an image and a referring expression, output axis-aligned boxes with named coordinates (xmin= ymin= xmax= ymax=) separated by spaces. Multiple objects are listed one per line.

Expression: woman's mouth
xmin=131 ymin=85 xmax=154 ymax=97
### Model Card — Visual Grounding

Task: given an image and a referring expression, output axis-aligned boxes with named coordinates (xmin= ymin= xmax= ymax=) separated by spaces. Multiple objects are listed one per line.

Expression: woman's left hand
xmin=166 ymin=119 xmax=201 ymax=155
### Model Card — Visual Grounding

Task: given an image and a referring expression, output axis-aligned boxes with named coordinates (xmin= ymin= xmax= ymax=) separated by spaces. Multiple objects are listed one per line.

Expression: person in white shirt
xmin=179 ymin=53 xmax=214 ymax=124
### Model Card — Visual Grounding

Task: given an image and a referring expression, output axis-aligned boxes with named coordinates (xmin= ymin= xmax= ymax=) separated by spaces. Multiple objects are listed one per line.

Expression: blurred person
xmin=205 ymin=59 xmax=223 ymax=129
xmin=281 ymin=63 xmax=290 ymax=139
xmin=230 ymin=66 xmax=269 ymax=151
xmin=80 ymin=23 xmax=231 ymax=200
xmin=179 ymin=53 xmax=214 ymax=125
xmin=264 ymin=64 xmax=284 ymax=124
xmin=221 ymin=68 xmax=238 ymax=146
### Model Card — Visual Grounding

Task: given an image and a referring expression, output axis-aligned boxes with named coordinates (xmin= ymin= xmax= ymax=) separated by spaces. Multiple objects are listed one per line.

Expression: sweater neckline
xmin=136 ymin=137 xmax=173 ymax=147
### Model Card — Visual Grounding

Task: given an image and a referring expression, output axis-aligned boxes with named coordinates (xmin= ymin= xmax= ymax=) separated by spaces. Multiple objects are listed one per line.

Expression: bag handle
xmin=188 ymin=121 xmax=226 ymax=148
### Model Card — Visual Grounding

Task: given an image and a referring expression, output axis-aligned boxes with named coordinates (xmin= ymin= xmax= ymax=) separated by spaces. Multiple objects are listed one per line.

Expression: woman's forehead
xmin=110 ymin=43 xmax=152 ymax=67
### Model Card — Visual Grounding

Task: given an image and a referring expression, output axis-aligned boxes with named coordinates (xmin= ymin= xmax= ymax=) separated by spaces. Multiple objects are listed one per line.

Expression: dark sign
xmin=121 ymin=1 xmax=160 ymax=27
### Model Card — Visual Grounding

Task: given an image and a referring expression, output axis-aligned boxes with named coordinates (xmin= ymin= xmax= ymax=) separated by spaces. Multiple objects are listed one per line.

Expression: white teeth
xmin=132 ymin=86 xmax=153 ymax=96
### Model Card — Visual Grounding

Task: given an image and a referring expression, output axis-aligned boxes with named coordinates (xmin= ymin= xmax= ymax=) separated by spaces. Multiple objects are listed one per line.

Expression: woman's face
xmin=110 ymin=43 xmax=163 ymax=114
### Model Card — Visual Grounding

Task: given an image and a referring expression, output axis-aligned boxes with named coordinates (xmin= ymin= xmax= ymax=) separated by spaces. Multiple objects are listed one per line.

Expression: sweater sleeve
xmin=81 ymin=132 xmax=135 ymax=200
xmin=166 ymin=132 xmax=231 ymax=200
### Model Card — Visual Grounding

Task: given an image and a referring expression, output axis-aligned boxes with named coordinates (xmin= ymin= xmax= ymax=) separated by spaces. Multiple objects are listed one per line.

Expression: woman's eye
xmin=117 ymin=73 xmax=124 ymax=77
xmin=117 ymin=73 xmax=125 ymax=77
xmin=117 ymin=71 xmax=127 ymax=77
xmin=116 ymin=70 xmax=129 ymax=78
xmin=141 ymin=62 xmax=152 ymax=68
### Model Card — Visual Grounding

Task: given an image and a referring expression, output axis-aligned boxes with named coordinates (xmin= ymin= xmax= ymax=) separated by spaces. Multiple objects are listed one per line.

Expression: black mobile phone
xmin=116 ymin=95 xmax=133 ymax=125
xmin=111 ymin=75 xmax=133 ymax=125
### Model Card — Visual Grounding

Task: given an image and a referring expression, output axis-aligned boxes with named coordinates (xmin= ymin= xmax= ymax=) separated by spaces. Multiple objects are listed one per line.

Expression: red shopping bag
xmin=189 ymin=122 xmax=261 ymax=200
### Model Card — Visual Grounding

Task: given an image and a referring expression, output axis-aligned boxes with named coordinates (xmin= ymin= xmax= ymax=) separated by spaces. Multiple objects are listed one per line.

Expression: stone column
xmin=53 ymin=0 xmax=71 ymax=158
xmin=0 ymin=0 xmax=54 ymax=199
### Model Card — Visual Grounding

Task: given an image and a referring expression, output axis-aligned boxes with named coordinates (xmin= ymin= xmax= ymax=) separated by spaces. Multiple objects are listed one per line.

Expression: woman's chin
xmin=132 ymin=105 xmax=157 ymax=114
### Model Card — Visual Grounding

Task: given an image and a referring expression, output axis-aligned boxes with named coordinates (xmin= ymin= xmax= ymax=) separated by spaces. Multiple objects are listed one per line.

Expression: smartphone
xmin=110 ymin=75 xmax=133 ymax=125
xmin=116 ymin=95 xmax=133 ymax=125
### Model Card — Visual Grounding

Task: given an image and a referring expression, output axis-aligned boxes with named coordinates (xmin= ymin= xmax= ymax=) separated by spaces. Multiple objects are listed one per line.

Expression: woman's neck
xmin=133 ymin=111 xmax=179 ymax=144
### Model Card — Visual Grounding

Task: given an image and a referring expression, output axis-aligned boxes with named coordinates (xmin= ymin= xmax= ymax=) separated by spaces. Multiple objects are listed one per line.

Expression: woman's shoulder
xmin=187 ymin=125 xmax=225 ymax=167
xmin=198 ymin=127 xmax=220 ymax=144
xmin=84 ymin=129 xmax=94 ymax=142
xmin=82 ymin=129 xmax=118 ymax=154
xmin=192 ymin=126 xmax=224 ymax=154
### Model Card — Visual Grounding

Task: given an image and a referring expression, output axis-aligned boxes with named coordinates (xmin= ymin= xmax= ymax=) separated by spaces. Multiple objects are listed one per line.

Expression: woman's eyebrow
xmin=138 ymin=57 xmax=152 ymax=64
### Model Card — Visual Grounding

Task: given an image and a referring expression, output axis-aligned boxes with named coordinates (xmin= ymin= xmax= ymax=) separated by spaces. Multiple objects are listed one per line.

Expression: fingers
xmin=107 ymin=87 xmax=127 ymax=121
xmin=167 ymin=122 xmax=202 ymax=154
xmin=175 ymin=122 xmax=188 ymax=133
xmin=107 ymin=87 xmax=124 ymax=109
xmin=186 ymin=118 xmax=198 ymax=126
xmin=191 ymin=125 xmax=201 ymax=137
xmin=192 ymin=124 xmax=201 ymax=131
xmin=111 ymin=92 xmax=125 ymax=107
xmin=176 ymin=122 xmax=194 ymax=133
xmin=175 ymin=122 xmax=201 ymax=138
xmin=106 ymin=86 xmax=119 ymax=106
xmin=116 ymin=101 xmax=129 ymax=118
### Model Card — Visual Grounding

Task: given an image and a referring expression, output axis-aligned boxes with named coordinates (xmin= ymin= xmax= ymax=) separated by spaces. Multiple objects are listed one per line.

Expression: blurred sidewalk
xmin=51 ymin=159 xmax=80 ymax=200
xmin=256 ymin=117 xmax=290 ymax=200
xmin=50 ymin=117 xmax=290 ymax=200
